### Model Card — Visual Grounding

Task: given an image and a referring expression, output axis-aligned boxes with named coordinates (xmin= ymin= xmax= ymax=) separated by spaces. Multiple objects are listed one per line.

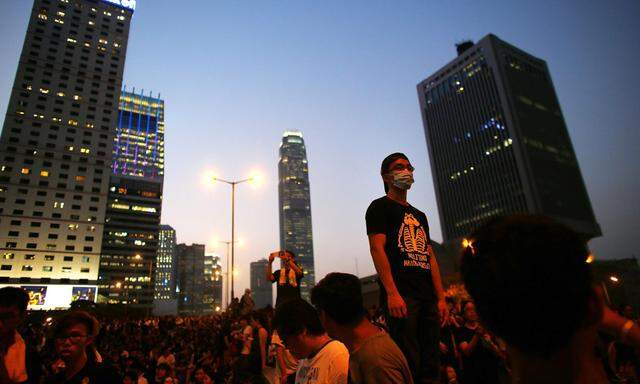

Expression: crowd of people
xmin=2 ymin=152 xmax=640 ymax=383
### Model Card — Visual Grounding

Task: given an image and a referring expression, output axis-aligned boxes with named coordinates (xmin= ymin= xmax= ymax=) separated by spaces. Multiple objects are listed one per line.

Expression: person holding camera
xmin=266 ymin=250 xmax=304 ymax=308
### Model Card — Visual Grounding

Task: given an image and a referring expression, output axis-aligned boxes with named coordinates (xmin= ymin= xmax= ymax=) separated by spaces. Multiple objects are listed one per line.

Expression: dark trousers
xmin=385 ymin=297 xmax=440 ymax=384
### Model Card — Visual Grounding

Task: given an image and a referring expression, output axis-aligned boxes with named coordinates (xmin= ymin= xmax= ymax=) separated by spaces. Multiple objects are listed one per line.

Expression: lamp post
xmin=218 ymin=240 xmax=239 ymax=308
xmin=212 ymin=176 xmax=253 ymax=302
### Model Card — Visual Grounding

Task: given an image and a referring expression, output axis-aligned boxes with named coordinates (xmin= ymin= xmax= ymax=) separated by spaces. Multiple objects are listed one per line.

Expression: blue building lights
xmin=113 ymin=87 xmax=165 ymax=180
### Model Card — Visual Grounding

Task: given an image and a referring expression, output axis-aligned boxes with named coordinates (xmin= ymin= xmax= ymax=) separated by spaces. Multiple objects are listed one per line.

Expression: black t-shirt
xmin=45 ymin=360 xmax=120 ymax=384
xmin=366 ymin=196 xmax=434 ymax=302
xmin=455 ymin=326 xmax=501 ymax=384
xmin=272 ymin=269 xmax=302 ymax=307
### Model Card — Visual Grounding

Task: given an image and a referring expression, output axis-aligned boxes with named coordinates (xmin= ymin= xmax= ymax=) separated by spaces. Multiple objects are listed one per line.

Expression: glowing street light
xmin=610 ymin=275 xmax=620 ymax=283
xmin=585 ymin=254 xmax=594 ymax=264
xmin=211 ymin=172 xmax=262 ymax=301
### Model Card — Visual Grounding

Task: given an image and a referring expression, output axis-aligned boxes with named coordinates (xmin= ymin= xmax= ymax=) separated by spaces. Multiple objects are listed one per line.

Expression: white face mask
xmin=391 ymin=169 xmax=414 ymax=190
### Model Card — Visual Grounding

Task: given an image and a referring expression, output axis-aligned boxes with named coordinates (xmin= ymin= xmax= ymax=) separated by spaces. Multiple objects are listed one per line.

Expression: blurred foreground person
xmin=45 ymin=311 xmax=119 ymax=384
xmin=0 ymin=287 xmax=42 ymax=383
xmin=272 ymin=299 xmax=348 ymax=384
xmin=311 ymin=272 xmax=413 ymax=384
xmin=461 ymin=214 xmax=640 ymax=384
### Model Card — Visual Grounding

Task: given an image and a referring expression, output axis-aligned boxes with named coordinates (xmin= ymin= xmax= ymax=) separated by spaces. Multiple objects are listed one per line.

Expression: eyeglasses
xmin=55 ymin=333 xmax=88 ymax=343
xmin=388 ymin=164 xmax=415 ymax=172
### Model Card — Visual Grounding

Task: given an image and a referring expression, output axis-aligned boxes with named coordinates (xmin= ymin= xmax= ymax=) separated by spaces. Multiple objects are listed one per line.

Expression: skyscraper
xmin=278 ymin=131 xmax=315 ymax=300
xmin=204 ymin=253 xmax=223 ymax=312
xmin=98 ymin=89 xmax=164 ymax=309
xmin=250 ymin=258 xmax=272 ymax=309
xmin=154 ymin=224 xmax=177 ymax=315
xmin=417 ymin=34 xmax=600 ymax=241
xmin=0 ymin=0 xmax=134 ymax=309
xmin=176 ymin=243 xmax=206 ymax=315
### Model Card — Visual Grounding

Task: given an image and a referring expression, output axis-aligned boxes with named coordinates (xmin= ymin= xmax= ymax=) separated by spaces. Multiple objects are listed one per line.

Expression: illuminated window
xmin=43 ymin=266 xmax=53 ymax=272
xmin=21 ymin=168 xmax=30 ymax=175
xmin=40 ymin=170 xmax=49 ymax=177
xmin=75 ymin=175 xmax=85 ymax=182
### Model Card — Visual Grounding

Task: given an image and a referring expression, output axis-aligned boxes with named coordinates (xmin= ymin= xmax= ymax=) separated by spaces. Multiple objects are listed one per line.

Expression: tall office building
xmin=250 ymin=258 xmax=272 ymax=309
xmin=278 ymin=131 xmax=315 ymax=300
xmin=204 ymin=253 xmax=223 ymax=312
xmin=153 ymin=224 xmax=177 ymax=315
xmin=417 ymin=34 xmax=600 ymax=242
xmin=0 ymin=0 xmax=134 ymax=309
xmin=98 ymin=89 xmax=164 ymax=309
xmin=176 ymin=243 xmax=206 ymax=315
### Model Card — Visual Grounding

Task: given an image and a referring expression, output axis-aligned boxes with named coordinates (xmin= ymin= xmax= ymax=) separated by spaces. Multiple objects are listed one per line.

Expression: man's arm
xmin=287 ymin=258 xmax=303 ymax=277
xmin=428 ymin=245 xmax=448 ymax=325
xmin=258 ymin=328 xmax=268 ymax=369
xmin=266 ymin=252 xmax=277 ymax=282
xmin=368 ymin=234 xmax=406 ymax=318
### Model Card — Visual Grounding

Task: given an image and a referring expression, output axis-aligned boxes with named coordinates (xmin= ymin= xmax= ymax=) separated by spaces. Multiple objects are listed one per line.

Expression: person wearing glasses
xmin=366 ymin=153 xmax=448 ymax=384
xmin=45 ymin=311 xmax=119 ymax=384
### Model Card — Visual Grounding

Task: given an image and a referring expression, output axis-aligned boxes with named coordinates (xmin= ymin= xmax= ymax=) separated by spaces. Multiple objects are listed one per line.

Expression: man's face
xmin=282 ymin=330 xmax=313 ymax=360
xmin=383 ymin=158 xmax=414 ymax=184
xmin=194 ymin=369 xmax=207 ymax=383
xmin=0 ymin=306 xmax=22 ymax=337
xmin=463 ymin=302 xmax=478 ymax=322
xmin=54 ymin=323 xmax=92 ymax=363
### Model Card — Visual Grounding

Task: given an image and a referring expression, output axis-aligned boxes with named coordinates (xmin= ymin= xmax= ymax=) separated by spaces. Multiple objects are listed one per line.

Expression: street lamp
xmin=219 ymin=239 xmax=241 ymax=309
xmin=212 ymin=174 xmax=259 ymax=301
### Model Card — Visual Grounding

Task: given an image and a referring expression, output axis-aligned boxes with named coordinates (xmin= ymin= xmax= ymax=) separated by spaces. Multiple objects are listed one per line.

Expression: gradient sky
xmin=1 ymin=0 xmax=639 ymax=294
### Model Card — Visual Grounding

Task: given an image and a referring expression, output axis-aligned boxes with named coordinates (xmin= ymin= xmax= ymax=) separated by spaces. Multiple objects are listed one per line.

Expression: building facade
xmin=417 ymin=34 xmax=600 ymax=242
xmin=153 ymin=225 xmax=177 ymax=314
xmin=0 ymin=0 xmax=134 ymax=309
xmin=176 ymin=243 xmax=207 ymax=315
xmin=204 ymin=253 xmax=223 ymax=312
xmin=278 ymin=131 xmax=315 ymax=300
xmin=98 ymin=89 xmax=164 ymax=309
xmin=250 ymin=258 xmax=272 ymax=309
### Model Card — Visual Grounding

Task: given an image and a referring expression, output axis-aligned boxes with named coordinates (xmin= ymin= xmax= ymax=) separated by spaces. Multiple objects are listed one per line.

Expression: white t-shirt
xmin=295 ymin=340 xmax=348 ymax=384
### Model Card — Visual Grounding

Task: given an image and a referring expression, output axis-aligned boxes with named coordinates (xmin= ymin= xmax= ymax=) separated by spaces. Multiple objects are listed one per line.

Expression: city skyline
xmin=1 ymin=0 xmax=638 ymax=295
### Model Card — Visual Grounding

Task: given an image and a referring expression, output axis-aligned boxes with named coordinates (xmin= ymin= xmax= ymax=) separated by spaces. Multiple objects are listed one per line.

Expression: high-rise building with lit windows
xmin=98 ymin=89 xmax=164 ymax=309
xmin=176 ymin=243 xmax=207 ymax=315
xmin=113 ymin=88 xmax=164 ymax=179
xmin=278 ymin=131 xmax=315 ymax=300
xmin=0 ymin=0 xmax=134 ymax=309
xmin=417 ymin=34 xmax=601 ymax=242
xmin=153 ymin=224 xmax=177 ymax=315
xmin=204 ymin=253 xmax=223 ymax=312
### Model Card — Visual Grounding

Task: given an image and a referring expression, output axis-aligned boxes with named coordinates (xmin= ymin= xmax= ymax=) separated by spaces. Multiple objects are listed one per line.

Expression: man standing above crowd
xmin=311 ymin=272 xmax=413 ymax=384
xmin=366 ymin=153 xmax=448 ymax=384
xmin=273 ymin=299 xmax=348 ymax=384
xmin=266 ymin=250 xmax=304 ymax=308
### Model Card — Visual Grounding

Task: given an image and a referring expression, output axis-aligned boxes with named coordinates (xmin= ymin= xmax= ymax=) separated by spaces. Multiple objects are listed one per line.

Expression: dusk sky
xmin=1 ymin=0 xmax=639 ymax=294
